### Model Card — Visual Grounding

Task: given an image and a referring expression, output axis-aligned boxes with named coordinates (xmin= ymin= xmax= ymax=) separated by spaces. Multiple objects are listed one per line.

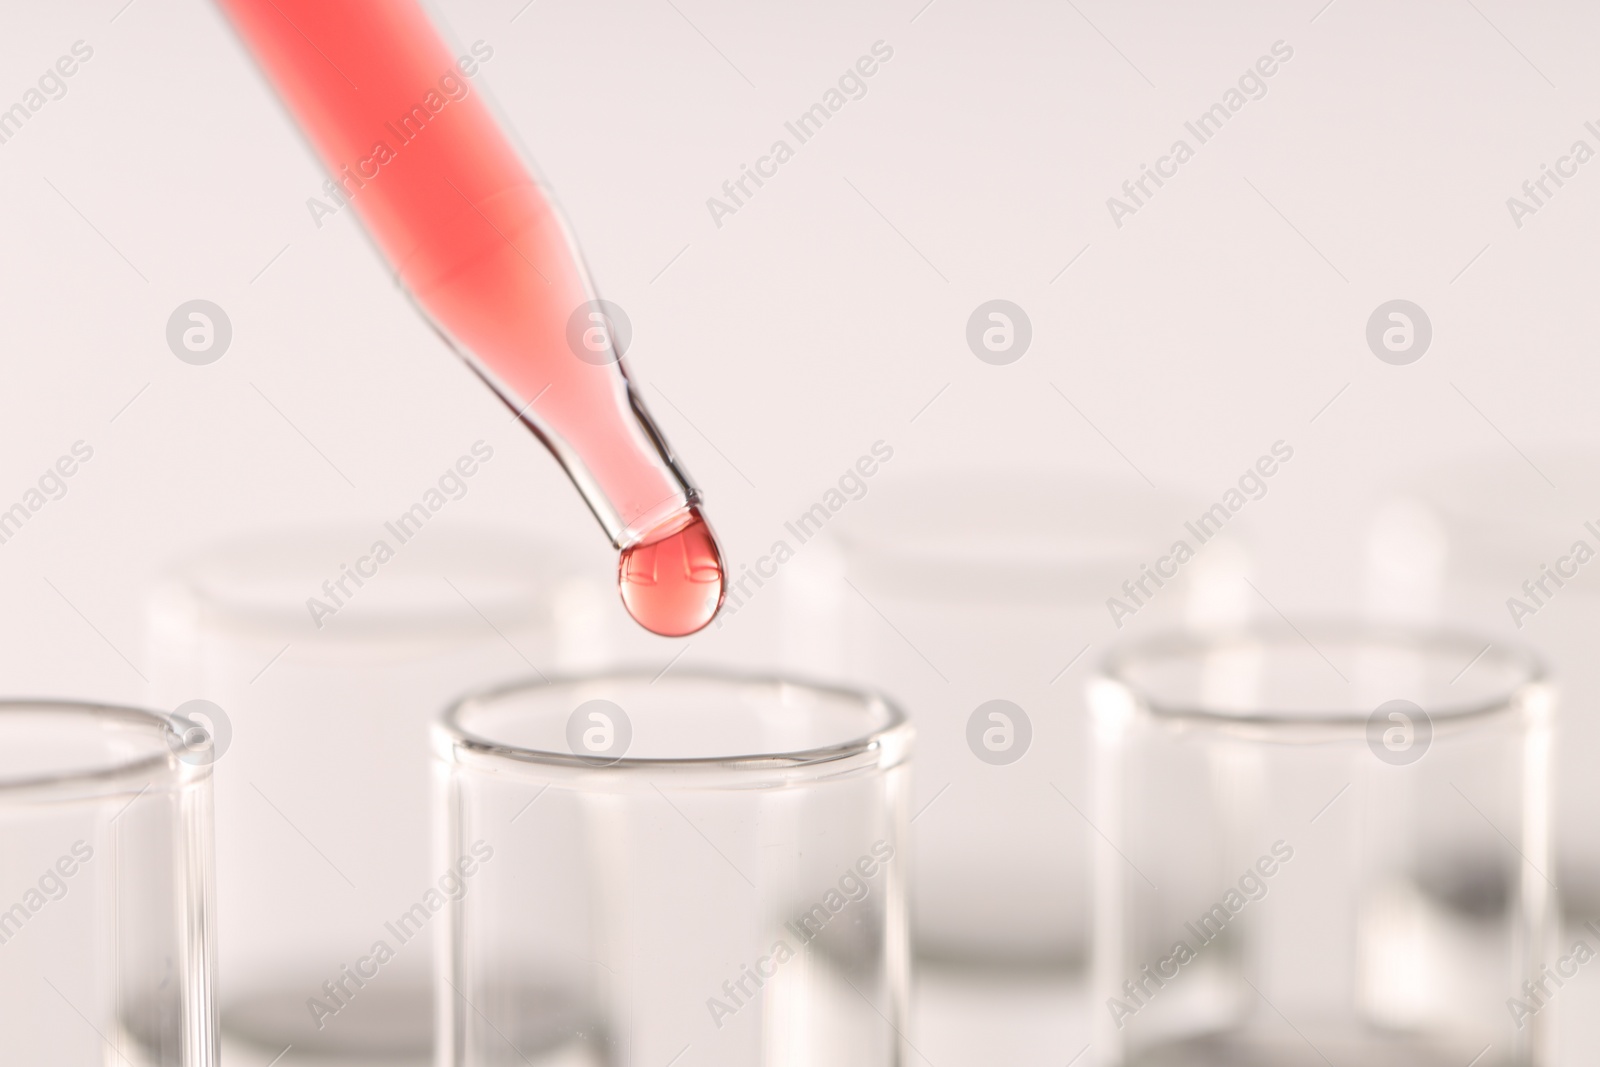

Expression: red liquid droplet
xmin=618 ymin=509 xmax=725 ymax=637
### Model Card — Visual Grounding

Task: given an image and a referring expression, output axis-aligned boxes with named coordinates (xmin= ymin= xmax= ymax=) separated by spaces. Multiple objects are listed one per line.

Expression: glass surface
xmin=1090 ymin=626 xmax=1554 ymax=1067
xmin=433 ymin=671 xmax=913 ymax=1066
xmin=0 ymin=701 xmax=217 ymax=1065
xmin=146 ymin=526 xmax=601 ymax=1065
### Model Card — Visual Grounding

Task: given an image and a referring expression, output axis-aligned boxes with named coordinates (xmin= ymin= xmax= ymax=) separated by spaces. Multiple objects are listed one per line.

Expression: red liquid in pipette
xmin=217 ymin=0 xmax=724 ymax=635
xmin=618 ymin=509 xmax=725 ymax=638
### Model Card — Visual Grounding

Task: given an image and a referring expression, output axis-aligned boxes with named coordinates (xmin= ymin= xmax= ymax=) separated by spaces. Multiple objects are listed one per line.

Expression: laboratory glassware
xmin=0 ymin=700 xmax=218 ymax=1065
xmin=1090 ymin=626 xmax=1554 ymax=1067
xmin=147 ymin=525 xmax=601 ymax=1064
xmin=827 ymin=471 xmax=1249 ymax=965
xmin=433 ymin=670 xmax=913 ymax=1066
xmin=214 ymin=0 xmax=723 ymax=635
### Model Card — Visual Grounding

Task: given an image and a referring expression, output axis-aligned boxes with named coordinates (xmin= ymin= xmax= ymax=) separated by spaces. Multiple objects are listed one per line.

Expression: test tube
xmin=146 ymin=526 xmax=602 ymax=1064
xmin=822 ymin=472 xmax=1250 ymax=967
xmin=0 ymin=701 xmax=218 ymax=1065
xmin=1090 ymin=626 xmax=1554 ymax=1067
xmin=432 ymin=671 xmax=913 ymax=1066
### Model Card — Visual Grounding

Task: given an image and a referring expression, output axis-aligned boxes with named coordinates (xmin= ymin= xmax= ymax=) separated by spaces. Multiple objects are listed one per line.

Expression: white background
xmin=5 ymin=0 xmax=1600 ymax=1060
xmin=5 ymin=0 xmax=1600 ymax=704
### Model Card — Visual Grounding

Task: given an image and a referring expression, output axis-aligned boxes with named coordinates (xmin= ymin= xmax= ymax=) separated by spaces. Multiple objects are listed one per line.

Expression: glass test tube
xmin=146 ymin=526 xmax=602 ymax=1064
xmin=1090 ymin=626 xmax=1554 ymax=1067
xmin=0 ymin=701 xmax=218 ymax=1066
xmin=825 ymin=472 xmax=1249 ymax=966
xmin=433 ymin=671 xmax=913 ymax=1066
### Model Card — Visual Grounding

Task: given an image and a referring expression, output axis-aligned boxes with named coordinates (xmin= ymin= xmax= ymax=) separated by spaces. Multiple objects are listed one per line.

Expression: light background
xmin=4 ymin=0 xmax=1600 ymax=1060
xmin=5 ymin=0 xmax=1600 ymax=702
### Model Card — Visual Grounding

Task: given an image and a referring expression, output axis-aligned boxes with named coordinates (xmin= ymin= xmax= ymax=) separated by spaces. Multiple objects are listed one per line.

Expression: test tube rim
xmin=435 ymin=667 xmax=912 ymax=783
xmin=1098 ymin=623 xmax=1546 ymax=736
xmin=0 ymin=698 xmax=202 ymax=801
